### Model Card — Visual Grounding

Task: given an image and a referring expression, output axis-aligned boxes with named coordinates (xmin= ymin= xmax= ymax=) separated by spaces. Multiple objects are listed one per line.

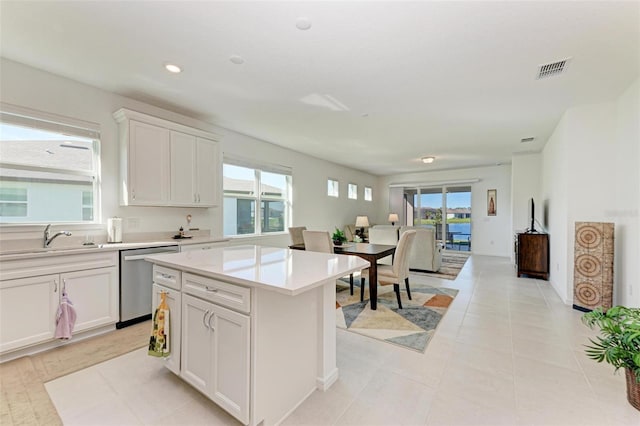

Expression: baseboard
xmin=0 ymin=323 xmax=116 ymax=363
xmin=316 ymin=367 xmax=339 ymax=391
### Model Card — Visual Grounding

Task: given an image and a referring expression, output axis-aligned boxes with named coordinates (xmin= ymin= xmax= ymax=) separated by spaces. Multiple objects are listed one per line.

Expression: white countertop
xmin=0 ymin=237 xmax=229 ymax=260
xmin=145 ymin=245 xmax=370 ymax=296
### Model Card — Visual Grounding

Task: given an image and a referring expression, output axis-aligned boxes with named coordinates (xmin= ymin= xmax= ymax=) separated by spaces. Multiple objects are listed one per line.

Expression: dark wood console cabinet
xmin=516 ymin=233 xmax=549 ymax=280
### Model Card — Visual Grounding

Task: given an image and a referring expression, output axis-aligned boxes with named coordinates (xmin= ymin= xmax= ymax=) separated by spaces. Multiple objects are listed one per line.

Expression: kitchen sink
xmin=0 ymin=245 xmax=104 ymax=256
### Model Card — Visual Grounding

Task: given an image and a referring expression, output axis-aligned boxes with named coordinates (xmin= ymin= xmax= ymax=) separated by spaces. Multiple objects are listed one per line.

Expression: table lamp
xmin=388 ymin=213 xmax=399 ymax=226
xmin=355 ymin=215 xmax=369 ymax=238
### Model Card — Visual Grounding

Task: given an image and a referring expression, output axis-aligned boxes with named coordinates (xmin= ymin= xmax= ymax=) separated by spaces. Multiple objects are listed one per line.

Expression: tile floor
xmin=45 ymin=254 xmax=640 ymax=425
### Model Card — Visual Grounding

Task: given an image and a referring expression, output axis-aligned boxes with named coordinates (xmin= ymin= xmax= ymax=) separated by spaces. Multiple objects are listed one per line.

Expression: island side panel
xmin=252 ymin=284 xmax=322 ymax=425
xmin=316 ymin=278 xmax=338 ymax=390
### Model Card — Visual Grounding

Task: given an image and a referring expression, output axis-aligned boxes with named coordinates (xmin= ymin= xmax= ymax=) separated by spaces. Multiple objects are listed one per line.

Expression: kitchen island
xmin=145 ymin=245 xmax=369 ymax=426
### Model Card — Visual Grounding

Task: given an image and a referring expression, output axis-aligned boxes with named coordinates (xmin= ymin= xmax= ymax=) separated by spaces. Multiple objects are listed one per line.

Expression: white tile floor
xmin=46 ymin=255 xmax=640 ymax=425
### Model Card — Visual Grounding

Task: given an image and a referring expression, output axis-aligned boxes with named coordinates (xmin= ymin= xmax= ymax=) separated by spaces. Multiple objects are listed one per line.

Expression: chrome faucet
xmin=43 ymin=224 xmax=72 ymax=248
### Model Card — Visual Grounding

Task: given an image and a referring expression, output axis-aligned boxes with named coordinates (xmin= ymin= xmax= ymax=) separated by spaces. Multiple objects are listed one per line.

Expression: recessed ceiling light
xmin=230 ymin=55 xmax=245 ymax=65
xmin=421 ymin=156 xmax=435 ymax=164
xmin=296 ymin=17 xmax=312 ymax=30
xmin=164 ymin=63 xmax=182 ymax=73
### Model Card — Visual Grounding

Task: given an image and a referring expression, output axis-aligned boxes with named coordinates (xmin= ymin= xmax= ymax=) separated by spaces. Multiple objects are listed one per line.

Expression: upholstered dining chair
xmin=360 ymin=230 xmax=417 ymax=308
xmin=302 ymin=230 xmax=355 ymax=296
xmin=288 ymin=226 xmax=307 ymax=246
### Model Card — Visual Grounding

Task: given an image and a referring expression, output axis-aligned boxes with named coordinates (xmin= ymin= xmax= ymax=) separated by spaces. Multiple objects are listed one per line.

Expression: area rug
xmin=412 ymin=251 xmax=470 ymax=280
xmin=336 ymin=281 xmax=458 ymax=352
xmin=0 ymin=321 xmax=149 ymax=425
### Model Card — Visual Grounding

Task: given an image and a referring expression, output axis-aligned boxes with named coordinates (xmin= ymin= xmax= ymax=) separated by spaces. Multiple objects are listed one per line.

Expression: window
xmin=0 ymin=187 xmax=27 ymax=217
xmin=364 ymin=186 xmax=372 ymax=201
xmin=0 ymin=108 xmax=100 ymax=224
xmin=327 ymin=179 xmax=339 ymax=197
xmin=348 ymin=183 xmax=358 ymax=200
xmin=82 ymin=191 xmax=93 ymax=221
xmin=223 ymin=161 xmax=292 ymax=237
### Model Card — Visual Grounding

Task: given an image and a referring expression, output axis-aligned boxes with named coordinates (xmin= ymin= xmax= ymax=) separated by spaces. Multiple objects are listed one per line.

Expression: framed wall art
xmin=487 ymin=189 xmax=497 ymax=216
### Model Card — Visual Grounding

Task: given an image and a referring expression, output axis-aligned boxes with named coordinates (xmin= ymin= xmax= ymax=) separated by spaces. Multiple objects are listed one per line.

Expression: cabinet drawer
xmin=183 ymin=273 xmax=250 ymax=314
xmin=153 ymin=265 xmax=181 ymax=290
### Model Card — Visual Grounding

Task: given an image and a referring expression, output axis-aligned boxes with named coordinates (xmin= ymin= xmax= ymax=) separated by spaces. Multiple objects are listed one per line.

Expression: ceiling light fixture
xmin=421 ymin=156 xmax=435 ymax=164
xmin=164 ymin=63 xmax=182 ymax=73
xmin=230 ymin=55 xmax=245 ymax=65
xmin=295 ymin=17 xmax=312 ymax=30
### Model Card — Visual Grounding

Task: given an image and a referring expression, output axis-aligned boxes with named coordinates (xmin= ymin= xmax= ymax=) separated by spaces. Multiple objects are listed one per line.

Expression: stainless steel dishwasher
xmin=117 ymin=245 xmax=179 ymax=328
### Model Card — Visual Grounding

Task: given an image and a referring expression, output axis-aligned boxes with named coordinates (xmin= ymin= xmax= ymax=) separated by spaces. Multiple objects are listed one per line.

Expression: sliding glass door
xmin=401 ymin=186 xmax=472 ymax=251
xmin=445 ymin=187 xmax=472 ymax=251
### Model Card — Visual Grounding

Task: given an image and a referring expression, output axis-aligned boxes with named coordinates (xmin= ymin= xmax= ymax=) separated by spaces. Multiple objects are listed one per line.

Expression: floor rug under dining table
xmin=336 ymin=280 xmax=458 ymax=352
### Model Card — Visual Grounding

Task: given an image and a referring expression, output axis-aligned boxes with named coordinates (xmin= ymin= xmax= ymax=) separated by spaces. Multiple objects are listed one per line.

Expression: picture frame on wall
xmin=487 ymin=189 xmax=497 ymax=216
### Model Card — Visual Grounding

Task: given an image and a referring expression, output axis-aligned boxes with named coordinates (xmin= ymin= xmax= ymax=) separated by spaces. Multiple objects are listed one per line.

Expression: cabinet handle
xmin=132 ymin=190 xmax=136 ymax=200
xmin=208 ymin=312 xmax=215 ymax=331
xmin=194 ymin=194 xmax=197 ymax=203
xmin=205 ymin=286 xmax=218 ymax=293
xmin=160 ymin=273 xmax=174 ymax=280
xmin=62 ymin=279 xmax=67 ymax=293
xmin=54 ymin=280 xmax=58 ymax=292
xmin=202 ymin=310 xmax=210 ymax=329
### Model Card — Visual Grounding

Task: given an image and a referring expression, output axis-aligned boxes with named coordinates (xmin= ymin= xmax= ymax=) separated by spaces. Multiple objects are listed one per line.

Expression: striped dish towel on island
xmin=148 ymin=292 xmax=170 ymax=357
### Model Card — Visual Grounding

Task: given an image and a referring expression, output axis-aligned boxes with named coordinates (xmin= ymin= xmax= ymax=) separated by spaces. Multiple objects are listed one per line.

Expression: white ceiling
xmin=1 ymin=1 xmax=638 ymax=176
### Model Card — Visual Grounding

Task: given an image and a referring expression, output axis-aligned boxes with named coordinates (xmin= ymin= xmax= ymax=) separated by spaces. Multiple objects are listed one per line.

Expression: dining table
xmin=289 ymin=242 xmax=396 ymax=310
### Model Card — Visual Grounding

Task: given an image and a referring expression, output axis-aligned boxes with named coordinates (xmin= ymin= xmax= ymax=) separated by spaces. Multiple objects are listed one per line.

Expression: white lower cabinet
xmin=0 ymin=274 xmax=59 ymax=353
xmin=152 ymin=283 xmax=181 ymax=375
xmin=0 ymin=251 xmax=119 ymax=356
xmin=181 ymin=293 xmax=250 ymax=424
xmin=62 ymin=267 xmax=118 ymax=333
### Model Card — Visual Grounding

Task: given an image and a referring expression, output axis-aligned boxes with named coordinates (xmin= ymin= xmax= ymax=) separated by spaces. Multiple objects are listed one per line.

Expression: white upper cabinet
xmin=128 ymin=120 xmax=171 ymax=205
xmin=195 ymin=137 xmax=219 ymax=206
xmin=114 ymin=108 xmax=221 ymax=207
xmin=170 ymin=132 xmax=219 ymax=207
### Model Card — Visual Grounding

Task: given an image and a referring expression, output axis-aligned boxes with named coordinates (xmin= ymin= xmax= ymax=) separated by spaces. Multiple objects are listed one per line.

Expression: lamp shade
xmin=355 ymin=215 xmax=370 ymax=228
xmin=388 ymin=213 xmax=399 ymax=224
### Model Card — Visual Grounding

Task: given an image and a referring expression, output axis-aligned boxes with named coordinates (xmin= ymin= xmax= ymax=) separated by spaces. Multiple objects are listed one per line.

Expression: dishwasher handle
xmin=123 ymin=249 xmax=177 ymax=262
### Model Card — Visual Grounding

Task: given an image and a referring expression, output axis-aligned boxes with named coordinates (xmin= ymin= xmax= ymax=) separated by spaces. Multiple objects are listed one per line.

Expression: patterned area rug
xmin=412 ymin=251 xmax=470 ymax=280
xmin=336 ymin=280 xmax=458 ymax=352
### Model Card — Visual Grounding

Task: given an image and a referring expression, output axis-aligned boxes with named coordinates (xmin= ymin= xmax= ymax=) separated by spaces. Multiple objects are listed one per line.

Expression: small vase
xmin=625 ymin=368 xmax=640 ymax=411
xmin=333 ymin=240 xmax=342 ymax=246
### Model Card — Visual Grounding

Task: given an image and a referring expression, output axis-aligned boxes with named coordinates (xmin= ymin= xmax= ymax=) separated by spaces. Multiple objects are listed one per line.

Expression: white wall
xmin=541 ymin=116 xmax=570 ymax=302
xmin=511 ymin=153 xmax=542 ymax=233
xmin=510 ymin=153 xmax=542 ymax=263
xmin=0 ymin=58 xmax=378 ymax=247
xmin=541 ymin=77 xmax=639 ymax=306
xmin=378 ymin=165 xmax=512 ymax=257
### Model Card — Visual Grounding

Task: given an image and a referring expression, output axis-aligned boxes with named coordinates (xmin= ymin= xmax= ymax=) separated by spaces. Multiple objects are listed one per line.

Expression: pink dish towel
xmin=54 ymin=291 xmax=77 ymax=339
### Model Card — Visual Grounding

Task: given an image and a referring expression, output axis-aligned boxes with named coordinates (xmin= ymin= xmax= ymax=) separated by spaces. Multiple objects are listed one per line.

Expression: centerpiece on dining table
xmin=332 ymin=228 xmax=347 ymax=246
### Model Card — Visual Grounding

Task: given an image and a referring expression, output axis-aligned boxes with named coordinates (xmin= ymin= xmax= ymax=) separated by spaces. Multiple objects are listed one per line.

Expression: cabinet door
xmin=181 ymin=294 xmax=213 ymax=395
xmin=209 ymin=303 xmax=250 ymax=424
xmin=61 ymin=267 xmax=118 ymax=332
xmin=170 ymin=131 xmax=197 ymax=206
xmin=0 ymin=274 xmax=58 ymax=352
xmin=195 ymin=137 xmax=219 ymax=206
xmin=129 ymin=120 xmax=170 ymax=205
xmin=152 ymin=283 xmax=181 ymax=375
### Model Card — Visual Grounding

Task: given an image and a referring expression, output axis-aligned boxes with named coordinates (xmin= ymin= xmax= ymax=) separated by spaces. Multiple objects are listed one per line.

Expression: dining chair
xmin=302 ymin=230 xmax=355 ymax=296
xmin=360 ymin=230 xmax=416 ymax=308
xmin=288 ymin=226 xmax=307 ymax=246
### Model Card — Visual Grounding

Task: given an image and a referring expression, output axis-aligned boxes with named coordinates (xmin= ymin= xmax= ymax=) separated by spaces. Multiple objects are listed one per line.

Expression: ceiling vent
xmin=536 ymin=58 xmax=572 ymax=79
xmin=520 ymin=137 xmax=535 ymax=143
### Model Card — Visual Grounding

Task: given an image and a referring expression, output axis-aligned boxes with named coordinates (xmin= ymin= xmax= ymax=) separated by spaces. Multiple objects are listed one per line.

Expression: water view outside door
xmin=403 ymin=186 xmax=471 ymax=251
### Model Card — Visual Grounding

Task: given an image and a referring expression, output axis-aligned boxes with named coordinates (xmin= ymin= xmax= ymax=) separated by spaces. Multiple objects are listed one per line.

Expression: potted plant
xmin=332 ymin=228 xmax=347 ymax=246
xmin=582 ymin=306 xmax=640 ymax=411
